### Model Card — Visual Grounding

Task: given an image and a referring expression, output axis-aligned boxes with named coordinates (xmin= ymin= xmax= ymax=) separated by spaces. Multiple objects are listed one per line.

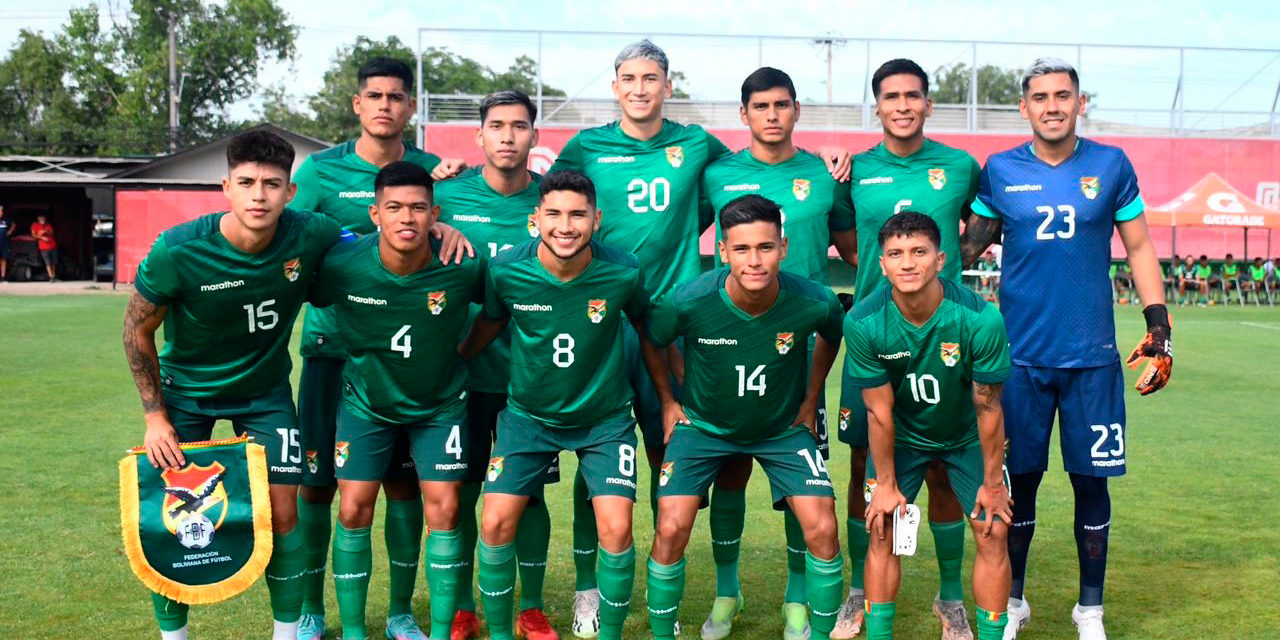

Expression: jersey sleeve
xmin=133 ymin=235 xmax=179 ymax=305
xmin=828 ymin=178 xmax=855 ymax=231
xmin=290 ymin=156 xmax=322 ymax=213
xmin=816 ymin=289 xmax=845 ymax=343
xmin=964 ymin=155 xmax=982 ymax=218
xmin=971 ymin=162 xmax=1001 ymax=220
xmin=842 ymin=315 xmax=888 ymax=388
xmin=1113 ymin=152 xmax=1144 ymax=222
xmin=480 ymin=266 xmax=510 ymax=321
xmin=308 ymin=258 xmax=337 ymax=308
xmin=970 ymin=305 xmax=1011 ymax=384
xmin=645 ymin=290 xmax=681 ymax=348
xmin=548 ymin=135 xmax=584 ymax=173
xmin=623 ymin=268 xmax=652 ymax=322
xmin=704 ymin=131 xmax=732 ymax=162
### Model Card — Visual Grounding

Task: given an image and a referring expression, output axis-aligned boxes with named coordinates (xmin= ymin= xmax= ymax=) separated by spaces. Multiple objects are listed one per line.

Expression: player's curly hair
xmin=720 ymin=194 xmax=782 ymax=232
xmin=540 ymin=170 xmax=596 ymax=208
xmin=226 ymin=130 xmax=294 ymax=176
xmin=878 ymin=210 xmax=940 ymax=250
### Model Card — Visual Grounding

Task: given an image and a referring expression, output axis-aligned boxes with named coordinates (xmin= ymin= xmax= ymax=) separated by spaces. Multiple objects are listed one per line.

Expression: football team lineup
xmin=115 ymin=38 xmax=1180 ymax=640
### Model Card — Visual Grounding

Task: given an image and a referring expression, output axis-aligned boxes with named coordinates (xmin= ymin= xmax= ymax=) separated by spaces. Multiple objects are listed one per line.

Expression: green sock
xmin=426 ymin=528 xmax=462 ymax=639
xmin=709 ymin=487 xmax=745 ymax=598
xmin=333 ymin=524 xmax=372 ymax=640
xmin=596 ymin=545 xmax=636 ymax=640
xmin=297 ymin=496 xmax=332 ymax=616
xmin=455 ymin=482 xmax=482 ymax=611
xmin=384 ymin=499 xmax=424 ymax=617
xmin=477 ymin=541 xmax=517 ymax=640
xmin=784 ymin=511 xmax=808 ymax=604
xmin=865 ymin=601 xmax=896 ymax=640
xmin=805 ymin=551 xmax=845 ymax=640
xmin=572 ymin=471 xmax=598 ymax=591
xmin=150 ymin=593 xmax=188 ymax=632
xmin=975 ymin=607 xmax=1009 ymax=640
xmin=516 ymin=499 xmax=551 ymax=610
xmin=646 ymin=557 xmax=686 ymax=640
xmin=847 ymin=517 xmax=868 ymax=592
xmin=265 ymin=525 xmax=306 ymax=624
xmin=931 ymin=520 xmax=965 ymax=602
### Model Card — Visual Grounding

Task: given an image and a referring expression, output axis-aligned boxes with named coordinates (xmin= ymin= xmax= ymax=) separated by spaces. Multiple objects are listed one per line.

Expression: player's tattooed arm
xmin=959 ymin=215 xmax=1002 ymax=269
xmin=123 ymin=292 xmax=185 ymax=469
xmin=458 ymin=316 xmax=507 ymax=361
xmin=971 ymin=381 xmax=1012 ymax=533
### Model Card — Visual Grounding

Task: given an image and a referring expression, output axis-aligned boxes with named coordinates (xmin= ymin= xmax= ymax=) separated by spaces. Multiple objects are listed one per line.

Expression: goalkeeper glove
xmin=1125 ymin=303 xmax=1172 ymax=395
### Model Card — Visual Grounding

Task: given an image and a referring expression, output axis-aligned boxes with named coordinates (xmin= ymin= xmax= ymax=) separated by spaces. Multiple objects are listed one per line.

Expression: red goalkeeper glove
xmin=1125 ymin=304 xmax=1172 ymax=395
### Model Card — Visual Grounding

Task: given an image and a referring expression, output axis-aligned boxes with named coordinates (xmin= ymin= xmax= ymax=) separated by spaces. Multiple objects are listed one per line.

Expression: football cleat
xmin=516 ymin=608 xmax=560 ymax=640
xmin=297 ymin=613 xmax=325 ymax=640
xmin=1071 ymin=605 xmax=1107 ymax=640
xmin=449 ymin=610 xmax=480 ymax=640
xmin=572 ymin=588 xmax=601 ymax=638
xmin=386 ymin=613 xmax=429 ymax=640
xmin=933 ymin=599 xmax=974 ymax=640
xmin=700 ymin=593 xmax=745 ymax=640
xmin=782 ymin=603 xmax=811 ymax=640
xmin=829 ymin=592 xmax=865 ymax=639
xmin=1002 ymin=598 xmax=1030 ymax=640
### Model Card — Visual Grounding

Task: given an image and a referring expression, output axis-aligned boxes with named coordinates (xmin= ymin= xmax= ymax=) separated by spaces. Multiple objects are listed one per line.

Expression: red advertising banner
xmin=116 ymin=189 xmax=226 ymax=284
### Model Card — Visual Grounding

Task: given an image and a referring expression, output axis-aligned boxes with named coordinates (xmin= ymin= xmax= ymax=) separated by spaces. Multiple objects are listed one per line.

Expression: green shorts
xmin=485 ymin=408 xmax=638 ymax=500
xmin=166 ymin=382 xmax=301 ymax=485
xmin=863 ymin=443 xmax=1007 ymax=521
xmin=836 ymin=372 xmax=869 ymax=448
xmin=464 ymin=391 xmax=560 ymax=486
xmin=658 ymin=426 xmax=834 ymax=510
xmin=624 ymin=324 xmax=677 ymax=453
xmin=298 ymin=356 xmax=343 ymax=487
xmin=335 ymin=404 xmax=468 ymax=482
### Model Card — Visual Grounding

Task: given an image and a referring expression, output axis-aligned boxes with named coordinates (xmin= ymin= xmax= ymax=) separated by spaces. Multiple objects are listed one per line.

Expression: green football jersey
xmin=134 ymin=209 xmax=341 ymax=400
xmin=1250 ymin=265 xmax=1266 ymax=280
xmin=851 ymin=138 xmax=980 ymax=300
xmin=1223 ymin=262 xmax=1238 ymax=277
xmin=483 ymin=239 xmax=650 ymax=427
xmin=436 ymin=167 xmax=542 ymax=394
xmin=648 ymin=268 xmax=844 ymax=442
xmin=843 ymin=279 xmax=1010 ymax=451
xmin=1195 ymin=264 xmax=1212 ymax=278
xmin=702 ymin=149 xmax=853 ymax=284
xmin=550 ymin=119 xmax=731 ymax=300
xmin=292 ymin=140 xmax=442 ymax=359
xmin=310 ymin=234 xmax=483 ymax=424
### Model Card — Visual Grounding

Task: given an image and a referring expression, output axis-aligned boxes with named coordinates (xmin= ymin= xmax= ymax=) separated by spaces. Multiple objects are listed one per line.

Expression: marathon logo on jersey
xmin=928 ymin=168 xmax=947 ymax=190
xmin=776 ymin=332 xmax=795 ymax=355
xmin=527 ymin=214 xmax=538 ymax=237
xmin=1080 ymin=176 xmax=1100 ymax=200
xmin=588 ymin=299 xmax=607 ymax=323
xmin=596 ymin=155 xmax=635 ymax=164
xmin=1004 ymin=184 xmax=1043 ymax=193
xmin=666 ymin=146 xmax=684 ymax=168
xmin=838 ymin=407 xmax=851 ymax=431
xmin=339 ymin=190 xmax=375 ymax=199
xmin=723 ymin=183 xmax=760 ymax=192
xmin=858 ymin=176 xmax=893 ymax=185
xmin=334 ymin=441 xmax=350 ymax=468
xmin=283 ymin=257 xmax=302 ymax=282
xmin=428 ymin=290 xmax=447 ymax=315
xmin=940 ymin=342 xmax=960 ymax=367
xmin=659 ymin=461 xmax=674 ymax=487
xmin=792 ymin=178 xmax=811 ymax=201
xmin=305 ymin=450 xmax=318 ymax=474
xmin=486 ymin=457 xmax=504 ymax=482
xmin=161 ymin=461 xmax=229 ymax=549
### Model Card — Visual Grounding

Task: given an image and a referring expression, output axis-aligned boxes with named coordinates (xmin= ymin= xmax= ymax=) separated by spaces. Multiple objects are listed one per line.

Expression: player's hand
xmin=1126 ymin=304 xmax=1172 ymax=395
xmin=431 ymin=158 xmax=467 ymax=180
xmin=793 ymin=398 xmax=819 ymax=441
xmin=971 ymin=482 xmax=1013 ymax=538
xmin=817 ymin=146 xmax=852 ymax=182
xmin=662 ymin=401 xmax=690 ymax=445
xmin=866 ymin=481 xmax=907 ymax=541
xmin=143 ymin=413 xmax=185 ymax=470
xmin=431 ymin=222 xmax=474 ymax=264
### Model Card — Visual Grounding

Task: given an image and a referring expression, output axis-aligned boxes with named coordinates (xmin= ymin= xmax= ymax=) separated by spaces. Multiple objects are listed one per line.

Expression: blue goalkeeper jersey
xmin=972 ymin=137 xmax=1144 ymax=368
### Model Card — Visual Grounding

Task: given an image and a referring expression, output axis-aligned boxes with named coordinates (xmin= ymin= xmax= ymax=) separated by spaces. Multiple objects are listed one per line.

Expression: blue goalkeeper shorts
xmin=1003 ymin=362 xmax=1127 ymax=477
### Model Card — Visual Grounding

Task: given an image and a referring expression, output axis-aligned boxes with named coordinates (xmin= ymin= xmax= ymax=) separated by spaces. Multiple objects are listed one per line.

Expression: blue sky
xmin=3 ymin=0 xmax=1280 ymax=120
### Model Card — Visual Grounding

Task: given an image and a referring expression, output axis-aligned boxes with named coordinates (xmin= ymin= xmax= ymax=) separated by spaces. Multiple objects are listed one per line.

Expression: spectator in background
xmin=1176 ymin=255 xmax=1198 ymax=305
xmin=1163 ymin=255 xmax=1180 ymax=298
xmin=1193 ymin=255 xmax=1213 ymax=305
xmin=1112 ymin=261 xmax=1134 ymax=303
xmin=1220 ymin=254 xmax=1240 ymax=303
xmin=0 ymin=205 xmax=13 ymax=281
xmin=1244 ymin=257 xmax=1270 ymax=303
xmin=30 ymin=214 xmax=56 ymax=282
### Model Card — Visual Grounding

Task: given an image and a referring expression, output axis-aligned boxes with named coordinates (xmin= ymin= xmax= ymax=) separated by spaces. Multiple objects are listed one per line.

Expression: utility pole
xmin=168 ymin=9 xmax=178 ymax=154
xmin=812 ymin=36 xmax=844 ymax=104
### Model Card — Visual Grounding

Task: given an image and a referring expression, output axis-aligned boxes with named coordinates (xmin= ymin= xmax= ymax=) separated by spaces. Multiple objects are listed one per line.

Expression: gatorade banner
xmin=118 ymin=437 xmax=273 ymax=604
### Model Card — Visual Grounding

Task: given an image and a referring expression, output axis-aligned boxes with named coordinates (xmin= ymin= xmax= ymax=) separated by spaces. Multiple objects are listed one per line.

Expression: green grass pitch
xmin=1 ymin=294 xmax=1276 ymax=639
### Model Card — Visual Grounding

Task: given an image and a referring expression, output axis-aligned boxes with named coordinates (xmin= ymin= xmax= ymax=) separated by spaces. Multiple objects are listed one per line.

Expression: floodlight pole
xmin=537 ymin=32 xmax=544 ymax=125
xmin=1269 ymin=71 xmax=1280 ymax=137
xmin=167 ymin=10 xmax=178 ymax=153
xmin=417 ymin=30 xmax=425 ymax=149
xmin=861 ymin=40 xmax=870 ymax=130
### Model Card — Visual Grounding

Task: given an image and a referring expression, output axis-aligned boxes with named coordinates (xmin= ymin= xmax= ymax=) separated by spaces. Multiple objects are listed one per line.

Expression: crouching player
xmin=845 ymin=213 xmax=1013 ymax=640
xmin=309 ymin=161 xmax=482 ymax=640
xmin=460 ymin=170 xmax=662 ymax=640
xmin=644 ymin=194 xmax=846 ymax=640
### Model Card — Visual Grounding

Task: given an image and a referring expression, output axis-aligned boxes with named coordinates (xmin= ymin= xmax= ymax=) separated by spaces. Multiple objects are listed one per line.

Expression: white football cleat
xmin=572 ymin=588 xmax=601 ymax=638
xmin=829 ymin=592 xmax=865 ymax=639
xmin=1003 ymin=598 xmax=1030 ymax=640
xmin=1071 ymin=604 xmax=1106 ymax=640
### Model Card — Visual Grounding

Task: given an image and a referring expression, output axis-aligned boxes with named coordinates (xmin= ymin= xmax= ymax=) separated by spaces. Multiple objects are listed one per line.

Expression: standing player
xmin=459 ymin=171 xmax=661 ymax=640
xmin=847 ymin=212 xmax=1013 ymax=640
xmin=309 ymin=162 xmax=480 ymax=640
xmin=644 ymin=194 xmax=846 ymax=640
xmin=124 ymin=130 xmax=342 ymax=640
xmin=699 ymin=67 xmax=856 ymax=640
xmin=959 ymin=58 xmax=1173 ymax=640
xmin=548 ymin=41 xmax=850 ymax=635
xmin=434 ymin=90 xmax=557 ymax=640
xmin=834 ymin=58 xmax=983 ymax=640
xmin=290 ymin=56 xmax=467 ymax=640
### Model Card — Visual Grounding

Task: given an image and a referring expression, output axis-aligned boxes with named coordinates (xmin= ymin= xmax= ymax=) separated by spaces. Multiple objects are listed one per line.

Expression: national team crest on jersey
xmin=838 ymin=407 xmax=851 ymax=431
xmin=659 ymin=461 xmax=674 ymax=487
xmin=776 ymin=332 xmax=795 ymax=355
xmin=1080 ymin=176 xmax=1100 ymax=200
xmin=588 ymin=299 xmax=607 ymax=324
xmin=792 ymin=178 xmax=811 ymax=201
xmin=161 ymin=461 xmax=229 ymax=548
xmin=527 ymin=214 xmax=538 ymax=237
xmin=863 ymin=478 xmax=878 ymax=503
xmin=486 ymin=457 xmax=504 ymax=482
xmin=334 ymin=441 xmax=350 ymax=468
xmin=928 ymin=168 xmax=947 ymax=190
xmin=305 ymin=450 xmax=318 ymax=474
xmin=940 ymin=342 xmax=960 ymax=367
xmin=428 ymin=291 xmax=447 ymax=315
xmin=666 ymin=146 xmax=684 ymax=168
xmin=283 ymin=258 xmax=301 ymax=282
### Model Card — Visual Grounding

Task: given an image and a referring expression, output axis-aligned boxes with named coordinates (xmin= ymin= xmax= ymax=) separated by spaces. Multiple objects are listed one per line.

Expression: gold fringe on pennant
xmin=119 ymin=439 xmax=275 ymax=605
